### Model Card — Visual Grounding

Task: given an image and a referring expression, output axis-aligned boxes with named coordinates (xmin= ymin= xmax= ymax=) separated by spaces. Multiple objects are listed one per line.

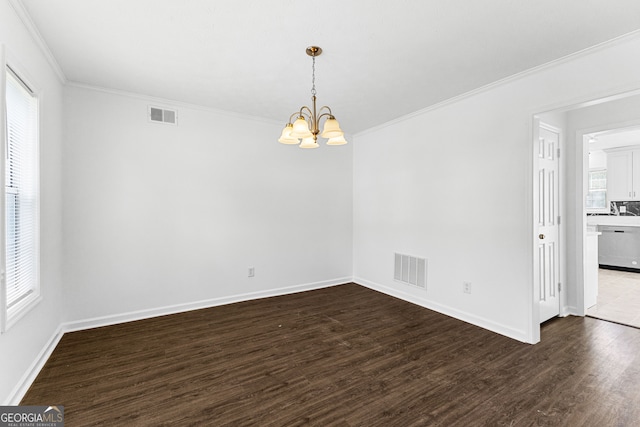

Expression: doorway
xmin=533 ymin=91 xmax=640 ymax=337
xmin=582 ymin=125 xmax=640 ymax=328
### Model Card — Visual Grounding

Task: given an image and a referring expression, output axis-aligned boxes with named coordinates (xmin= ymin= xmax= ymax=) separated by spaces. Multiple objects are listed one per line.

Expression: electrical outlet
xmin=463 ymin=282 xmax=472 ymax=294
xmin=248 ymin=267 xmax=255 ymax=277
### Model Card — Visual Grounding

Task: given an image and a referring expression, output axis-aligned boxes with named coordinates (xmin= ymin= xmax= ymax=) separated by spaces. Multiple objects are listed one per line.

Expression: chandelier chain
xmin=311 ymin=55 xmax=317 ymax=96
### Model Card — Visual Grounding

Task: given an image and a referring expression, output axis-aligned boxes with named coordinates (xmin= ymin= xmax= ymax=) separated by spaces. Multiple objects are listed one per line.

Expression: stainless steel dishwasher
xmin=598 ymin=225 xmax=640 ymax=270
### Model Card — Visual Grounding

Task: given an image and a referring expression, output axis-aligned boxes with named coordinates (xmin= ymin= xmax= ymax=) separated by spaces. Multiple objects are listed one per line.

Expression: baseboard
xmin=353 ymin=277 xmax=529 ymax=343
xmin=599 ymin=264 xmax=640 ymax=273
xmin=62 ymin=277 xmax=351 ymax=333
xmin=562 ymin=304 xmax=577 ymax=317
xmin=5 ymin=324 xmax=64 ymax=405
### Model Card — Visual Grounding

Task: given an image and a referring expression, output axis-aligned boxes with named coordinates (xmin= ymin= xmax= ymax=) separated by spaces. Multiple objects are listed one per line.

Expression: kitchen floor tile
xmin=586 ymin=268 xmax=640 ymax=328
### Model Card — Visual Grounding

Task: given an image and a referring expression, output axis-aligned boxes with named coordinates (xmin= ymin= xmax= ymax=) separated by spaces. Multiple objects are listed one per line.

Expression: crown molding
xmin=66 ymin=81 xmax=282 ymax=127
xmin=355 ymin=29 xmax=640 ymax=138
xmin=8 ymin=0 xmax=67 ymax=84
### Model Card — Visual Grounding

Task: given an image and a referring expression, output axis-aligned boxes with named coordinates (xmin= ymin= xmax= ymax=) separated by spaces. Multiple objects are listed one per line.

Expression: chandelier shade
xmin=326 ymin=135 xmax=348 ymax=146
xmin=320 ymin=118 xmax=343 ymax=138
xmin=290 ymin=116 xmax=314 ymax=139
xmin=299 ymin=137 xmax=319 ymax=149
xmin=278 ymin=123 xmax=299 ymax=144
xmin=278 ymin=46 xmax=348 ymax=148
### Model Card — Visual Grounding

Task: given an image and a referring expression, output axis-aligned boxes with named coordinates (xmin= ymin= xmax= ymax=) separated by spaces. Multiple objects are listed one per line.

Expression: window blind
xmin=5 ymin=66 xmax=39 ymax=313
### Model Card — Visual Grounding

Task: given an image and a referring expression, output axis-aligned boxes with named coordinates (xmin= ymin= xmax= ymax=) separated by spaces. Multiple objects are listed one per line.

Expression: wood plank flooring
xmin=22 ymin=283 xmax=640 ymax=426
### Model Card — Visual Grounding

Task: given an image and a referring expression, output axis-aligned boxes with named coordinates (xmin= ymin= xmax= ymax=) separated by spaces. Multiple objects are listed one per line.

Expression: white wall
xmin=352 ymin=33 xmax=640 ymax=343
xmin=0 ymin=1 xmax=64 ymax=404
xmin=62 ymin=86 xmax=353 ymax=324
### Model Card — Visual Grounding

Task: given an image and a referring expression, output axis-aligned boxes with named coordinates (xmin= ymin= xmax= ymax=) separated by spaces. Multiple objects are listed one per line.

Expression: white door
xmin=535 ymin=121 xmax=561 ymax=323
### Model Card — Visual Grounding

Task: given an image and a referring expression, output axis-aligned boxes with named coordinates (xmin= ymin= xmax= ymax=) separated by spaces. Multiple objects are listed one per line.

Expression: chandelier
xmin=278 ymin=46 xmax=348 ymax=148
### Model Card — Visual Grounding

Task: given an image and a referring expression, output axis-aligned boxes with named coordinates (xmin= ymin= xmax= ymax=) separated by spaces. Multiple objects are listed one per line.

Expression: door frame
xmin=529 ymin=88 xmax=640 ymax=344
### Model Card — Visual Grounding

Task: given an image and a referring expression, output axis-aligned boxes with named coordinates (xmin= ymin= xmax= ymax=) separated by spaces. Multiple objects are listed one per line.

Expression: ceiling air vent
xmin=394 ymin=253 xmax=427 ymax=289
xmin=148 ymin=106 xmax=177 ymax=125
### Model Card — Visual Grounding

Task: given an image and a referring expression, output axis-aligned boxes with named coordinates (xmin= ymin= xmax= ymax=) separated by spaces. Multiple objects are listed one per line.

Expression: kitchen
xmin=586 ymin=126 xmax=640 ymax=328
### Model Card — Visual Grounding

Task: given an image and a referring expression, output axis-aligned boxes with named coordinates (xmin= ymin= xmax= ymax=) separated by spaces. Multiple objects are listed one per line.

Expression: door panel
xmin=536 ymin=123 xmax=561 ymax=323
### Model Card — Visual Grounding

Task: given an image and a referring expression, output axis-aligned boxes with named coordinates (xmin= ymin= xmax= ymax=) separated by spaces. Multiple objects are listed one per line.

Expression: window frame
xmin=586 ymin=168 xmax=609 ymax=214
xmin=0 ymin=48 xmax=41 ymax=333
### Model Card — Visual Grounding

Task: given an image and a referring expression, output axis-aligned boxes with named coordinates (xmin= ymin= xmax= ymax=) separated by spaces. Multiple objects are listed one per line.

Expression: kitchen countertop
xmin=586 ymin=216 xmax=640 ymax=227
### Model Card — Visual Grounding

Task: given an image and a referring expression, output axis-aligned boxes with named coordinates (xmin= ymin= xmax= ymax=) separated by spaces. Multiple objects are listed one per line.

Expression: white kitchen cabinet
xmin=606 ymin=147 xmax=640 ymax=201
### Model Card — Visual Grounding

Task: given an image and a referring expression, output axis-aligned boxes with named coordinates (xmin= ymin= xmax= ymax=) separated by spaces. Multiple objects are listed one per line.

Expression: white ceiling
xmin=590 ymin=127 xmax=640 ymax=151
xmin=17 ymin=0 xmax=640 ymax=133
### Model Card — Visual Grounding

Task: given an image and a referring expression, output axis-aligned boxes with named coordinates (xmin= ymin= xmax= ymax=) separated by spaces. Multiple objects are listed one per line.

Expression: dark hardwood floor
xmin=22 ymin=283 xmax=640 ymax=426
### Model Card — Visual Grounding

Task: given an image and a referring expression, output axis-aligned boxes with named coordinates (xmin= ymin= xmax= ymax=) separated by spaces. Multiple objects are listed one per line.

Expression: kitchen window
xmin=1 ymin=64 xmax=40 ymax=332
xmin=586 ymin=169 xmax=608 ymax=213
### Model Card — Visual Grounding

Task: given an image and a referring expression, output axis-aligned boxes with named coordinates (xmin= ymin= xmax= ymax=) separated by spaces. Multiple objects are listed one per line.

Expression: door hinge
xmin=558 ymin=282 xmax=562 ymax=292
xmin=557 ymin=148 xmax=561 ymax=158
xmin=557 ymin=215 xmax=561 ymax=225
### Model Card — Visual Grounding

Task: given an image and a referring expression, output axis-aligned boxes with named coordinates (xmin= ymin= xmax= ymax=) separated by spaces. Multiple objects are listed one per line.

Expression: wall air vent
xmin=148 ymin=106 xmax=177 ymax=125
xmin=394 ymin=253 xmax=427 ymax=289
